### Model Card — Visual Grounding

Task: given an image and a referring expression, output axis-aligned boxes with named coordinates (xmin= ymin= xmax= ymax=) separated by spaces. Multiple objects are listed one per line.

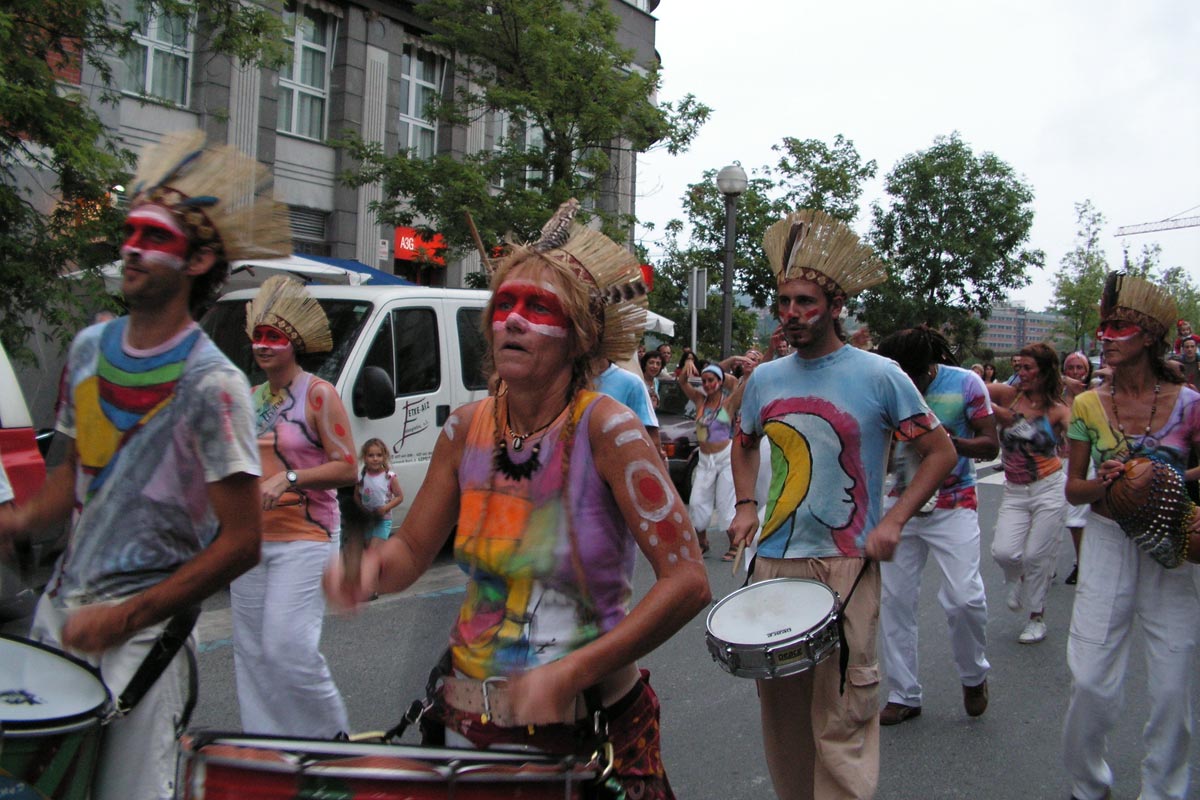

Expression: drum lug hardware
xmin=594 ymin=741 xmax=616 ymax=782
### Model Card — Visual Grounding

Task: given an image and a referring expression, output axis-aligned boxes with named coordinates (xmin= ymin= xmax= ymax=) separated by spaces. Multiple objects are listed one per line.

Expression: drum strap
xmin=112 ymin=605 xmax=200 ymax=726
xmin=836 ymin=560 xmax=872 ymax=696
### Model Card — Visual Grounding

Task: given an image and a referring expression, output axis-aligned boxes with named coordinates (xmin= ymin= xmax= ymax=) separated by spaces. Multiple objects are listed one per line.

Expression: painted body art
xmin=1097 ymin=321 xmax=1142 ymax=342
xmin=251 ymin=325 xmax=293 ymax=351
xmin=614 ymin=429 xmax=643 ymax=447
xmin=601 ymin=410 xmax=636 ymax=433
xmin=121 ymin=205 xmax=189 ymax=271
xmin=444 ymin=413 xmax=460 ymax=441
xmin=491 ymin=280 xmax=569 ymax=338
xmin=307 ymin=380 xmax=357 ymax=465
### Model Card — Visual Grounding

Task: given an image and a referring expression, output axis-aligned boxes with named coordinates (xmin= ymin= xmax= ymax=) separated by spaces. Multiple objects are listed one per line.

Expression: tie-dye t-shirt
xmin=47 ymin=317 xmax=259 ymax=605
xmin=739 ymin=345 xmax=938 ymax=560
xmin=999 ymin=406 xmax=1061 ymax=485
xmin=1068 ymin=387 xmax=1200 ymax=474
xmin=889 ymin=365 xmax=992 ymax=510
xmin=451 ymin=392 xmax=636 ymax=680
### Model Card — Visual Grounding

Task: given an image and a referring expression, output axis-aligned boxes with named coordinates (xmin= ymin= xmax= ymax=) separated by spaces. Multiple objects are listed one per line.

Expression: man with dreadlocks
xmin=729 ymin=211 xmax=957 ymax=800
xmin=874 ymin=326 xmax=999 ymax=727
xmin=0 ymin=130 xmax=285 ymax=799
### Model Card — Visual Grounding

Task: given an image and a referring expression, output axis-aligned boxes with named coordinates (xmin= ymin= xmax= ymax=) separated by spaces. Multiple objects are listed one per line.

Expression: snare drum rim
xmin=705 ymin=578 xmax=840 ymax=649
xmin=0 ymin=633 xmax=110 ymax=731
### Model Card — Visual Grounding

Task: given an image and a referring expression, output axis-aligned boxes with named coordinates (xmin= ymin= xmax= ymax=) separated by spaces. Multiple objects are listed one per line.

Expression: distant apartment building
xmin=26 ymin=0 xmax=661 ymax=286
xmin=980 ymin=304 xmax=1071 ymax=353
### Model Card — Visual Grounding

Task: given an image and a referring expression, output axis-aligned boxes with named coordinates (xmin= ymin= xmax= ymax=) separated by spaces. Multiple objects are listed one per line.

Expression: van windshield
xmin=202 ymin=298 xmax=375 ymax=387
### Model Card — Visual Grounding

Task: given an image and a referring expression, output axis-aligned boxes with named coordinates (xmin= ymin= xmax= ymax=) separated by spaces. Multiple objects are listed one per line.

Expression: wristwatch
xmin=285 ymin=470 xmax=299 ymax=486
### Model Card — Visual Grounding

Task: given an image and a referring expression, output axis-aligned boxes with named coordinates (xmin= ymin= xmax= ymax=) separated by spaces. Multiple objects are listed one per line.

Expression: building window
xmin=278 ymin=3 xmax=335 ymax=140
xmin=289 ymin=206 xmax=330 ymax=256
xmin=398 ymin=43 xmax=444 ymax=159
xmin=123 ymin=4 xmax=192 ymax=105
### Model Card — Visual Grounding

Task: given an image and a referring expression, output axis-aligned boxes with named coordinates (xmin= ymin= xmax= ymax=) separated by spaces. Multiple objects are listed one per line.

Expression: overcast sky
xmin=634 ymin=0 xmax=1200 ymax=311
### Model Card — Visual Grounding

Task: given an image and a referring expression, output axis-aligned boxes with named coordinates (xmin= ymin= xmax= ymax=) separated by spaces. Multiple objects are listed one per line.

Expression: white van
xmin=202 ymin=285 xmax=491 ymax=519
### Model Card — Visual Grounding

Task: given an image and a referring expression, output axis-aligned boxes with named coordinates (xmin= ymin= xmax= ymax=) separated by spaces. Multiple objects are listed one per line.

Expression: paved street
xmin=149 ymin=471 xmax=1200 ymax=797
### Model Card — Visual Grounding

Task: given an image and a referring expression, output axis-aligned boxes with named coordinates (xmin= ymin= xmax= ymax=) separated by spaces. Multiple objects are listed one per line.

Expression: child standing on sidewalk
xmin=355 ymin=438 xmax=403 ymax=550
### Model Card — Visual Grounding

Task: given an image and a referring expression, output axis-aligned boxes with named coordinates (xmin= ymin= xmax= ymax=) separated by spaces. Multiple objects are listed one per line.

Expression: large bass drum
xmin=705 ymin=578 xmax=840 ymax=679
xmin=0 ymin=635 xmax=110 ymax=800
xmin=179 ymin=733 xmax=603 ymax=799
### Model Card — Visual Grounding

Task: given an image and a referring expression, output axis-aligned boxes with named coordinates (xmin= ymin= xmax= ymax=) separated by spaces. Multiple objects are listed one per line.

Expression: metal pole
xmin=690 ymin=267 xmax=699 ymax=354
xmin=721 ymin=193 xmax=737 ymax=360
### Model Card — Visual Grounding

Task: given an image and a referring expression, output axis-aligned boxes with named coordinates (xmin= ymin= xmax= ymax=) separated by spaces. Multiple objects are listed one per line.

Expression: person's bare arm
xmin=729 ymin=429 xmax=763 ymax=548
xmin=0 ymin=439 xmax=79 ymax=551
xmin=62 ymin=472 xmax=262 ymax=652
xmin=953 ymin=413 xmax=999 ymax=461
xmin=867 ymin=427 xmax=956 ymax=561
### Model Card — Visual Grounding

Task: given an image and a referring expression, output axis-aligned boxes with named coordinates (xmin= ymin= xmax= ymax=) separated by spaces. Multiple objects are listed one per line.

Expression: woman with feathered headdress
xmin=1061 ymin=271 xmax=1200 ymax=800
xmin=326 ymin=201 xmax=709 ymax=798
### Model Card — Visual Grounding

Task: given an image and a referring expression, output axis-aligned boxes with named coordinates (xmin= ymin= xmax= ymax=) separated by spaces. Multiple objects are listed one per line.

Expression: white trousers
xmin=231 ymin=535 xmax=349 ymax=738
xmin=880 ymin=505 xmax=990 ymax=706
xmin=991 ymin=470 xmax=1066 ymax=615
xmin=31 ymin=596 xmax=193 ymax=800
xmin=1061 ymin=514 xmax=1199 ymax=800
xmin=689 ymin=445 xmax=735 ymax=533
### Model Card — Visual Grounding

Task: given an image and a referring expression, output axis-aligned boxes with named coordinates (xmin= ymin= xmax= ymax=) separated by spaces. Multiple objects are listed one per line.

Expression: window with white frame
xmin=123 ymin=3 xmax=193 ymax=105
xmin=277 ymin=3 xmax=335 ymax=140
xmin=398 ymin=43 xmax=444 ymax=159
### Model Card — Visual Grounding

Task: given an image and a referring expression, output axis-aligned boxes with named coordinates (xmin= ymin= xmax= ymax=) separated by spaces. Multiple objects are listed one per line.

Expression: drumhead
xmin=0 ymin=635 xmax=108 ymax=726
xmin=707 ymin=578 xmax=837 ymax=646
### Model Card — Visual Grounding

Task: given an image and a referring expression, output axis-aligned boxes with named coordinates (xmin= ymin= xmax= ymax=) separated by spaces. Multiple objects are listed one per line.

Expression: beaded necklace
xmin=1109 ymin=378 xmax=1160 ymax=450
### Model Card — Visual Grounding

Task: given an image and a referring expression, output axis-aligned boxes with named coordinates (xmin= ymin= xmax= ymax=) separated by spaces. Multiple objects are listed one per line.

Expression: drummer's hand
xmin=728 ymin=505 xmax=759 ymax=548
xmin=1097 ymin=459 xmax=1125 ymax=485
xmin=323 ymin=549 xmax=378 ymax=613
xmin=507 ymin=660 xmax=579 ymax=726
xmin=61 ymin=601 xmax=132 ymax=654
xmin=864 ymin=518 xmax=902 ymax=562
xmin=260 ymin=471 xmax=292 ymax=511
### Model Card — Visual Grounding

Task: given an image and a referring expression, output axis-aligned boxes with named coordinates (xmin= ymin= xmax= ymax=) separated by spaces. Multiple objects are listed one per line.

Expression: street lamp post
xmin=716 ymin=164 xmax=747 ymax=360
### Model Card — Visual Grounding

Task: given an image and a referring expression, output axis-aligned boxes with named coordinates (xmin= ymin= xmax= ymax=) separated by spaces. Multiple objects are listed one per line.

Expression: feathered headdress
xmin=1099 ymin=272 xmax=1176 ymax=343
xmin=762 ymin=209 xmax=885 ymax=297
xmin=511 ymin=199 xmax=648 ymax=366
xmin=129 ymin=130 xmax=291 ymax=261
xmin=245 ymin=275 xmax=332 ymax=354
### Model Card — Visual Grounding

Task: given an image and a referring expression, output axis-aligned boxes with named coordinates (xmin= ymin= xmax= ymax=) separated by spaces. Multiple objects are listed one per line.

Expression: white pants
xmin=31 ymin=596 xmax=193 ymax=800
xmin=991 ymin=470 xmax=1066 ymax=615
xmin=1061 ymin=514 xmax=1199 ymax=800
xmin=689 ymin=445 xmax=735 ymax=533
xmin=880 ymin=505 xmax=990 ymax=706
xmin=231 ymin=535 xmax=349 ymax=738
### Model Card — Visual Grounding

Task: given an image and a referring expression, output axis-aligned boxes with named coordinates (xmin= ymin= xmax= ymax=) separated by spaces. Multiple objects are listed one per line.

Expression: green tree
xmin=339 ymin=0 xmax=709 ymax=259
xmin=772 ymin=134 xmax=877 ymax=223
xmin=857 ymin=133 xmax=1044 ymax=345
xmin=1050 ymin=200 xmax=1108 ymax=353
xmin=1 ymin=0 xmax=286 ymax=362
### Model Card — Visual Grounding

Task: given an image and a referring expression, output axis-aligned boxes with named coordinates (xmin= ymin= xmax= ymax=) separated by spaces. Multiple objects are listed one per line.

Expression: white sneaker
xmin=1019 ymin=618 xmax=1047 ymax=644
xmin=1006 ymin=582 xmax=1021 ymax=612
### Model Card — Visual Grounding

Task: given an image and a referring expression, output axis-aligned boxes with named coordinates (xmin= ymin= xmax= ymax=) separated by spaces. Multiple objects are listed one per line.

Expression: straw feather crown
xmin=129 ymin=129 xmax=291 ymax=261
xmin=521 ymin=199 xmax=648 ymax=365
xmin=762 ymin=209 xmax=886 ymax=297
xmin=1099 ymin=271 xmax=1177 ymax=343
xmin=245 ymin=276 xmax=332 ymax=354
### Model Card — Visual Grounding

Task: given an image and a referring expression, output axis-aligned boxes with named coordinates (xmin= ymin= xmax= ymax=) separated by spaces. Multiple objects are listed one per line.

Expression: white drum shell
xmin=705 ymin=578 xmax=840 ymax=679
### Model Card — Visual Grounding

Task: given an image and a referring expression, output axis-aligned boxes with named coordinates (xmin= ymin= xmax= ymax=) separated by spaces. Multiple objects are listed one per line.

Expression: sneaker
xmin=1006 ymin=582 xmax=1022 ymax=612
xmin=1065 ymin=564 xmax=1078 ymax=585
xmin=1019 ymin=617 xmax=1047 ymax=644
xmin=879 ymin=702 xmax=922 ymax=726
xmin=962 ymin=679 xmax=988 ymax=717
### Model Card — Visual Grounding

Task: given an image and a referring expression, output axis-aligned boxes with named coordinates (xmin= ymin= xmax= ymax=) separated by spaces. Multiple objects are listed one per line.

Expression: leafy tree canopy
xmin=856 ymin=132 xmax=1044 ymax=352
xmin=339 ymin=0 xmax=710 ymax=262
xmin=1 ymin=0 xmax=286 ymax=362
xmin=1050 ymin=200 xmax=1108 ymax=354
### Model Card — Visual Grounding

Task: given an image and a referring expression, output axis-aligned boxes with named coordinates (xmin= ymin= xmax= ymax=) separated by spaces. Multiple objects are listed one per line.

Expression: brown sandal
xmin=720 ymin=547 xmax=738 ymax=562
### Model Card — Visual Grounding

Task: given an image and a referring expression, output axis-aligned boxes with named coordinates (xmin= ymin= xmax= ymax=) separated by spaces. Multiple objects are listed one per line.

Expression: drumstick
xmin=730 ymin=542 xmax=746 ymax=576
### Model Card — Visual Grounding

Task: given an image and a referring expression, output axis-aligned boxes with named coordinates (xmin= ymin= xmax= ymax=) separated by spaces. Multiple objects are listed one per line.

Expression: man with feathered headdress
xmin=0 ymin=130 xmax=289 ymax=799
xmin=728 ymin=210 xmax=957 ymax=799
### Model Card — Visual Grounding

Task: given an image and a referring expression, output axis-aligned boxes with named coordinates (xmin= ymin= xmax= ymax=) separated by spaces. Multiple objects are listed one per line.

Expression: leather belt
xmin=440 ymin=662 xmax=640 ymax=728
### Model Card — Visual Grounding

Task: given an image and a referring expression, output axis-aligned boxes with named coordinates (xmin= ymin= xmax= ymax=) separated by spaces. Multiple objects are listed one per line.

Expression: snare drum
xmin=705 ymin=578 xmax=840 ymax=679
xmin=179 ymin=734 xmax=601 ymax=799
xmin=0 ymin=635 xmax=110 ymax=800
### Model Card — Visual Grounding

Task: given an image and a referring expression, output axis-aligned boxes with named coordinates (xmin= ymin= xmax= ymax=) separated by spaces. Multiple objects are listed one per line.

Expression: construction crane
xmin=1116 ymin=212 xmax=1200 ymax=237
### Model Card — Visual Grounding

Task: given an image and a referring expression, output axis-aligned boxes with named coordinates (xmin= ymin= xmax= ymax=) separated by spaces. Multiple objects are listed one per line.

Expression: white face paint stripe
xmin=491 ymin=314 xmax=568 ymax=338
xmin=122 ymin=247 xmax=186 ymax=272
xmin=126 ymin=205 xmax=186 ymax=235
xmin=602 ymin=411 xmax=636 ymax=433
xmin=614 ymin=429 xmax=642 ymax=447
xmin=624 ymin=459 xmax=673 ymax=523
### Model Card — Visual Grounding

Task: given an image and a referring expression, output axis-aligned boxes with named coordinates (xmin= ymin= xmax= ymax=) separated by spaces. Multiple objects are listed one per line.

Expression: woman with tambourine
xmin=1061 ymin=271 xmax=1200 ymax=800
